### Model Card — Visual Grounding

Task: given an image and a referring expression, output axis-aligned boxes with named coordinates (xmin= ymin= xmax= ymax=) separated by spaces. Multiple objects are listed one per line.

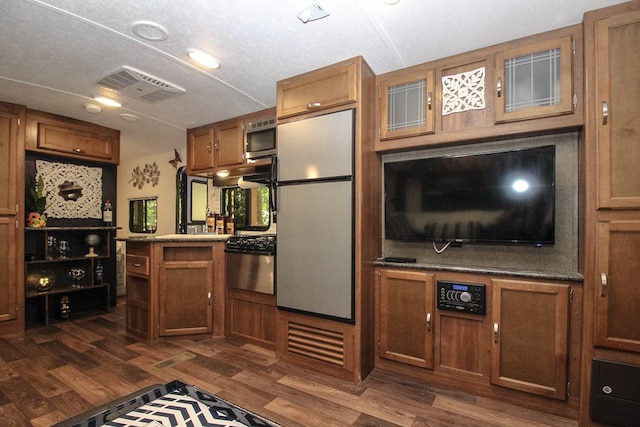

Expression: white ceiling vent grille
xmin=95 ymin=66 xmax=185 ymax=103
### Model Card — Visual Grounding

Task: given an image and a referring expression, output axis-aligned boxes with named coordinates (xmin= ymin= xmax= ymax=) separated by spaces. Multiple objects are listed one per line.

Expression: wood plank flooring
xmin=0 ymin=298 xmax=578 ymax=426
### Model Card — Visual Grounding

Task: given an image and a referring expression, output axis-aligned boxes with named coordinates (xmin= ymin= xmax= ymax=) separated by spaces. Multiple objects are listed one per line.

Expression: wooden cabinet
xmin=378 ymin=269 xmax=434 ymax=369
xmin=594 ymin=220 xmax=640 ymax=352
xmin=187 ymin=125 xmax=215 ymax=172
xmin=593 ymin=9 xmax=640 ymax=209
xmin=276 ymin=57 xmax=359 ymax=118
xmin=494 ymin=35 xmax=575 ymax=123
xmin=227 ymin=289 xmax=276 ymax=349
xmin=25 ymin=110 xmax=120 ymax=164
xmin=378 ymin=68 xmax=436 ymax=140
xmin=125 ymin=241 xmax=153 ymax=341
xmin=24 ymin=227 xmax=114 ymax=326
xmin=214 ymin=119 xmax=244 ymax=168
xmin=491 ymin=278 xmax=570 ymax=400
xmin=0 ymin=102 xmax=24 ymax=332
xmin=157 ymin=243 xmax=214 ymax=336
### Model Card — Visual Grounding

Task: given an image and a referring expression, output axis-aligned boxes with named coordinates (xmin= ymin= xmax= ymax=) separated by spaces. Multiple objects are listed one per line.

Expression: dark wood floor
xmin=0 ymin=298 xmax=578 ymax=426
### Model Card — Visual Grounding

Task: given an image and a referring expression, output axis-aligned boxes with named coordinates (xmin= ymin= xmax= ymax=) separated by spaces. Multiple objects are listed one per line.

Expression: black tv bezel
xmin=383 ymin=145 xmax=556 ymax=246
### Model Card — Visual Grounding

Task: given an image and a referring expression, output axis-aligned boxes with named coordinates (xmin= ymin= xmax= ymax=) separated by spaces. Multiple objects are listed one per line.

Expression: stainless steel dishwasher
xmin=225 ymin=235 xmax=276 ymax=295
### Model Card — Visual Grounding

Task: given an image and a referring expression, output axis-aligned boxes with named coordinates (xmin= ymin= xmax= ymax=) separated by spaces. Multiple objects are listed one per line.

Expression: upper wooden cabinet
xmin=214 ymin=119 xmax=244 ymax=168
xmin=494 ymin=35 xmax=575 ymax=123
xmin=593 ymin=9 xmax=640 ymax=209
xmin=378 ymin=68 xmax=435 ymax=140
xmin=491 ymin=278 xmax=570 ymax=400
xmin=187 ymin=119 xmax=243 ymax=174
xmin=276 ymin=58 xmax=359 ymax=118
xmin=26 ymin=110 xmax=120 ymax=165
xmin=377 ymin=269 xmax=435 ymax=369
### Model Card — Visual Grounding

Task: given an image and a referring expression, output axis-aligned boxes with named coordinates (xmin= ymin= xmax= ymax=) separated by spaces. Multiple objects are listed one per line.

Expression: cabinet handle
xmin=496 ymin=77 xmax=502 ymax=98
xmin=307 ymin=102 xmax=322 ymax=109
xmin=206 ymin=143 xmax=212 ymax=153
xmin=132 ymin=263 xmax=141 ymax=267
xmin=73 ymin=148 xmax=85 ymax=153
xmin=427 ymin=92 xmax=433 ymax=110
xmin=600 ymin=272 xmax=608 ymax=297
xmin=426 ymin=312 xmax=431 ymax=331
xmin=602 ymin=101 xmax=609 ymax=125
xmin=493 ymin=322 xmax=499 ymax=343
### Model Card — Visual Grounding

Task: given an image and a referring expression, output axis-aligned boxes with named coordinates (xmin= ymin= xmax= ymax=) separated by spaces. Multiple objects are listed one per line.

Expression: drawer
xmin=126 ymin=254 xmax=149 ymax=276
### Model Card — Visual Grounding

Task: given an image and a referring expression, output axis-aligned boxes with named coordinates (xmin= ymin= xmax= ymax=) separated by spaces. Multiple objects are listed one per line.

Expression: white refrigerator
xmin=276 ymin=109 xmax=355 ymax=322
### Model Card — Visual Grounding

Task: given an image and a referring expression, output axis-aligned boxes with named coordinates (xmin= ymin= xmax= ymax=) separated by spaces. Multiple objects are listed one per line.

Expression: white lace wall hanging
xmin=442 ymin=66 xmax=486 ymax=115
xmin=36 ymin=160 xmax=103 ymax=219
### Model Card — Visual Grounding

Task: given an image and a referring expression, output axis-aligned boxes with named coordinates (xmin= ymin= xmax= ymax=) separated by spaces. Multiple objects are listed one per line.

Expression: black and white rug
xmin=54 ymin=380 xmax=281 ymax=427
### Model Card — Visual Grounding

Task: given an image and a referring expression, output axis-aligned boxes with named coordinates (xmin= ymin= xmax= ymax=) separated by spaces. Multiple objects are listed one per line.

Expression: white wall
xmin=116 ymin=148 xmax=186 ymax=238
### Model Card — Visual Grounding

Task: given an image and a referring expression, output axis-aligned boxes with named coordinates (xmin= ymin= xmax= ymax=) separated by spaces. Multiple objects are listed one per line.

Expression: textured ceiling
xmin=0 ymin=0 xmax=626 ymax=158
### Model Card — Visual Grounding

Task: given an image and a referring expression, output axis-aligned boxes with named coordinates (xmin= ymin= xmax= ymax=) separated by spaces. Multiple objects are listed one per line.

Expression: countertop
xmin=373 ymin=258 xmax=584 ymax=283
xmin=117 ymin=234 xmax=232 ymax=242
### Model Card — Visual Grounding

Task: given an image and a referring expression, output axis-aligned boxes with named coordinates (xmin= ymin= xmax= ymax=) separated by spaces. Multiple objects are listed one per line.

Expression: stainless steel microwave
xmin=245 ymin=117 xmax=276 ymax=162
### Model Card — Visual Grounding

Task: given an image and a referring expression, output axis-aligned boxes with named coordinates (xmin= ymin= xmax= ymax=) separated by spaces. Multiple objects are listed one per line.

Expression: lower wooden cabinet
xmin=378 ymin=269 xmax=434 ymax=369
xmin=491 ymin=278 xmax=571 ymax=400
xmin=227 ymin=288 xmax=276 ymax=349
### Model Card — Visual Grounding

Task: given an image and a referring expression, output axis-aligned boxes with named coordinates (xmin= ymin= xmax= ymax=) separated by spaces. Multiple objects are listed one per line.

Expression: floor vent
xmin=287 ymin=322 xmax=345 ymax=367
xmin=153 ymin=351 xmax=195 ymax=369
xmin=95 ymin=66 xmax=185 ymax=103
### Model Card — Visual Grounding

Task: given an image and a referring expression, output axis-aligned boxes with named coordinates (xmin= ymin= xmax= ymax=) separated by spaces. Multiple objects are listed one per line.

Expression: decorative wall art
xmin=441 ymin=66 xmax=486 ymax=115
xmin=36 ymin=160 xmax=103 ymax=219
xmin=130 ymin=162 xmax=160 ymax=189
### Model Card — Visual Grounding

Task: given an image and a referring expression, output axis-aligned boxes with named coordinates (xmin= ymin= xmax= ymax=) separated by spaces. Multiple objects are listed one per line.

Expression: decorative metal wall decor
xmin=441 ymin=66 xmax=486 ymax=115
xmin=130 ymin=162 xmax=160 ymax=189
xmin=36 ymin=160 xmax=103 ymax=219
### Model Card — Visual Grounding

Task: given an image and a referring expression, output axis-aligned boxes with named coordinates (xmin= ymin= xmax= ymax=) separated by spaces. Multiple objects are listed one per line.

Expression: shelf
xmin=25 ymin=283 xmax=109 ymax=299
xmin=25 ymin=226 xmax=119 ymax=232
xmin=26 ymin=255 xmax=110 ymax=264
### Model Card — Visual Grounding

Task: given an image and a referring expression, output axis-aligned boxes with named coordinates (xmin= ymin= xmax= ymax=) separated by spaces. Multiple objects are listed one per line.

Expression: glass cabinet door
xmin=379 ymin=69 xmax=435 ymax=140
xmin=495 ymin=36 xmax=574 ymax=123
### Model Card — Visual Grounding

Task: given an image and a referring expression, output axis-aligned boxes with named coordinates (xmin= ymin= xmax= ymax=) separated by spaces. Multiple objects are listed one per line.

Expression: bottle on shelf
xmin=103 ymin=199 xmax=113 ymax=226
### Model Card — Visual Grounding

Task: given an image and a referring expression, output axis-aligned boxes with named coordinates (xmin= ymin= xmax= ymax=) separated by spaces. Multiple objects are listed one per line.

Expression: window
xmin=222 ymin=186 xmax=271 ymax=231
xmin=129 ymin=197 xmax=158 ymax=233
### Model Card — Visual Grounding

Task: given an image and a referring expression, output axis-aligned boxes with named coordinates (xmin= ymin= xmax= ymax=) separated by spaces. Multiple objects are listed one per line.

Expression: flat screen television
xmin=384 ymin=145 xmax=555 ymax=245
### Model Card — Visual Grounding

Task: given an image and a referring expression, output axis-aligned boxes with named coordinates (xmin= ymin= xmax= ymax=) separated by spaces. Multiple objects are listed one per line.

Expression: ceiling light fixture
xmin=381 ymin=0 xmax=400 ymax=4
xmin=187 ymin=49 xmax=221 ymax=69
xmin=93 ymin=96 xmax=122 ymax=108
xmin=120 ymin=113 xmax=139 ymax=122
xmin=132 ymin=20 xmax=168 ymax=41
xmin=83 ymin=103 xmax=102 ymax=114
xmin=216 ymin=170 xmax=230 ymax=177
xmin=297 ymin=2 xmax=330 ymax=23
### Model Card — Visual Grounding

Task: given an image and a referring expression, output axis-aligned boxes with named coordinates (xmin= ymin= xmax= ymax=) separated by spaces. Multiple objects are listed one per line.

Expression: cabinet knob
xmin=496 ymin=77 xmax=502 ymax=98
xmin=600 ymin=272 xmax=608 ymax=297
xmin=493 ymin=322 xmax=499 ymax=343
xmin=132 ymin=263 xmax=141 ymax=267
xmin=73 ymin=148 xmax=85 ymax=153
xmin=602 ymin=101 xmax=609 ymax=125
xmin=426 ymin=312 xmax=431 ymax=331
xmin=427 ymin=92 xmax=433 ymax=110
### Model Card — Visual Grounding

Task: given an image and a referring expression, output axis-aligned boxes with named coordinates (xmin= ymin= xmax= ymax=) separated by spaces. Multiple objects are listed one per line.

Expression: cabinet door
xmin=0 ymin=218 xmax=17 ymax=322
xmin=187 ymin=126 xmax=215 ymax=172
xmin=158 ymin=261 xmax=213 ymax=335
xmin=491 ymin=279 xmax=570 ymax=400
xmin=277 ymin=59 xmax=358 ymax=118
xmin=378 ymin=269 xmax=434 ymax=369
xmin=595 ymin=10 xmax=640 ymax=208
xmin=379 ymin=69 xmax=435 ymax=140
xmin=0 ymin=109 xmax=19 ymax=216
xmin=35 ymin=122 xmax=118 ymax=162
xmin=214 ymin=119 xmax=244 ymax=168
xmin=595 ymin=221 xmax=640 ymax=352
xmin=494 ymin=36 xmax=574 ymax=123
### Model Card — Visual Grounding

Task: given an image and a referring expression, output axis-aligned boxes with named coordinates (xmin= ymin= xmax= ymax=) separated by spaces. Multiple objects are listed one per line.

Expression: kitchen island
xmin=119 ymin=234 xmax=230 ymax=342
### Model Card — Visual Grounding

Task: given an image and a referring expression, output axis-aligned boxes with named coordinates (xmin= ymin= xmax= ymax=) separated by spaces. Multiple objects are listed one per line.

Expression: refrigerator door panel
xmin=276 ymin=180 xmax=353 ymax=321
xmin=277 ymin=109 xmax=354 ymax=182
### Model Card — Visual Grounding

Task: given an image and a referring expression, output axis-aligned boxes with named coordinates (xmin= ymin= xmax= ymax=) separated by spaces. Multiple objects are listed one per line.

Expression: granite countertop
xmin=117 ymin=233 xmax=232 ymax=242
xmin=373 ymin=258 xmax=584 ymax=283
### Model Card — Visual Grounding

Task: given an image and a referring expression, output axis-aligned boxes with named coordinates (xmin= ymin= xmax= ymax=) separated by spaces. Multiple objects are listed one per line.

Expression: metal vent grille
xmin=95 ymin=66 xmax=185 ymax=103
xmin=287 ymin=322 xmax=345 ymax=367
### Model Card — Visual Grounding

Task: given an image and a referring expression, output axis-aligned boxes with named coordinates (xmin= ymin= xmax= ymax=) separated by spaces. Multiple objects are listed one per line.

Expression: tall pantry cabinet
xmin=582 ymin=1 xmax=640 ymax=424
xmin=0 ymin=101 xmax=25 ymax=335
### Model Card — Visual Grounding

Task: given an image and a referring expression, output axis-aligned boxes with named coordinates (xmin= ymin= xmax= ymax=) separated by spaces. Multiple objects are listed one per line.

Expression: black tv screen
xmin=384 ymin=145 xmax=555 ymax=245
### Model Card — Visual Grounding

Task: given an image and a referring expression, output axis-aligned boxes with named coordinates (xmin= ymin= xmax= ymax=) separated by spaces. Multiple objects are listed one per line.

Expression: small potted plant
xmin=26 ymin=175 xmax=49 ymax=227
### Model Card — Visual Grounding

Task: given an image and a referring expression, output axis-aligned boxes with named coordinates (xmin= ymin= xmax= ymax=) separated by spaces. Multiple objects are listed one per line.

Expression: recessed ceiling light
xmin=93 ymin=96 xmax=122 ymax=108
xmin=120 ymin=113 xmax=139 ymax=122
xmin=381 ymin=0 xmax=400 ymax=4
xmin=132 ymin=20 xmax=168 ymax=41
xmin=83 ymin=103 xmax=102 ymax=114
xmin=216 ymin=170 xmax=230 ymax=177
xmin=187 ymin=49 xmax=221 ymax=69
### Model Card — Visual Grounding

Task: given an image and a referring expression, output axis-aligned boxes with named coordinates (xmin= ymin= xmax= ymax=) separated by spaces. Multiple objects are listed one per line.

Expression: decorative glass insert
xmin=505 ymin=48 xmax=561 ymax=112
xmin=442 ymin=67 xmax=486 ymax=115
xmin=387 ymin=80 xmax=426 ymax=131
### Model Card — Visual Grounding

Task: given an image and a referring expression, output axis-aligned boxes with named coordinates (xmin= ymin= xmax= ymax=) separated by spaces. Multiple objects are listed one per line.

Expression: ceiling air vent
xmin=95 ymin=66 xmax=185 ymax=103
